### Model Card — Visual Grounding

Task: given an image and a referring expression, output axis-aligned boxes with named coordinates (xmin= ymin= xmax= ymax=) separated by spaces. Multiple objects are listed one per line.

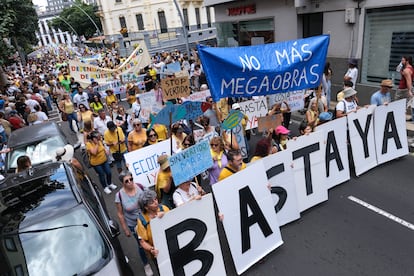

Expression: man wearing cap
xmin=104 ymin=121 xmax=127 ymax=173
xmin=335 ymin=87 xmax=359 ymax=118
xmin=344 ymin=58 xmax=358 ymax=89
xmin=370 ymin=79 xmax=392 ymax=106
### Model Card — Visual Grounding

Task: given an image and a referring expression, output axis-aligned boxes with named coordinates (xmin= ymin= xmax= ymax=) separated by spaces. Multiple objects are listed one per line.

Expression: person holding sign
xmin=136 ymin=190 xmax=170 ymax=264
xmin=172 ymin=180 xmax=205 ymax=207
xmin=155 ymin=154 xmax=175 ymax=209
xmin=218 ymin=149 xmax=246 ymax=181
xmin=335 ymin=87 xmax=359 ymax=118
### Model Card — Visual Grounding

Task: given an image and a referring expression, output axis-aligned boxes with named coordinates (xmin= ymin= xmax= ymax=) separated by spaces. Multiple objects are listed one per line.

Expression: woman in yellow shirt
xmin=77 ymin=104 xmax=94 ymax=132
xmin=128 ymin=118 xmax=147 ymax=152
xmin=58 ymin=93 xmax=79 ymax=133
xmin=105 ymin=89 xmax=118 ymax=108
xmin=86 ymin=131 xmax=117 ymax=194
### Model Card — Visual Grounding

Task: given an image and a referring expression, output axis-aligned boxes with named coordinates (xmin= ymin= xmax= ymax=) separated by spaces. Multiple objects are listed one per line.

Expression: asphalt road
xmin=56 ymin=107 xmax=414 ymax=276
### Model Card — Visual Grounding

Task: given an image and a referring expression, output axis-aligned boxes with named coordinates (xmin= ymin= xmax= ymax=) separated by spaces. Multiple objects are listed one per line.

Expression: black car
xmin=4 ymin=122 xmax=80 ymax=173
xmin=0 ymin=162 xmax=132 ymax=275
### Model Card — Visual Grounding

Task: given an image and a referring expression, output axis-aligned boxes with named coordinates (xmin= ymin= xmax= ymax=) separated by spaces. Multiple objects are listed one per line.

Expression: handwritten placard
xmin=161 ymin=77 xmax=191 ymax=100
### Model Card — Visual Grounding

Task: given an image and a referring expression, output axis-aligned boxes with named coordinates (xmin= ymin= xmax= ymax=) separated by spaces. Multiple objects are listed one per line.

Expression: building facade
xmin=95 ymin=0 xmax=217 ymax=54
xmin=205 ymin=0 xmax=414 ymax=104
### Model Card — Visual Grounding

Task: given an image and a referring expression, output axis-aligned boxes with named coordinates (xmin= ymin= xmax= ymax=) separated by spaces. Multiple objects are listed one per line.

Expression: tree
xmin=49 ymin=0 xmax=102 ymax=40
xmin=0 ymin=0 xmax=39 ymax=66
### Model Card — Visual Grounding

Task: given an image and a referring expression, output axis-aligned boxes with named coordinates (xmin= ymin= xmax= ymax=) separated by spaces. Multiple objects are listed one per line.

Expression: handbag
xmin=112 ymin=130 xmax=124 ymax=162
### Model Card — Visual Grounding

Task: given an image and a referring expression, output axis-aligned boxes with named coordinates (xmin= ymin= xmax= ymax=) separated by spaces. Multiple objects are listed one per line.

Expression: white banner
xmin=238 ymin=98 xmax=268 ymax=130
xmin=267 ymin=90 xmax=305 ymax=111
xmin=152 ymin=194 xmax=226 ymax=276
xmin=347 ymin=105 xmax=377 ymax=176
xmin=287 ymin=131 xmax=328 ymax=212
xmin=261 ymin=150 xmax=301 ymax=226
xmin=315 ymin=116 xmax=350 ymax=189
xmin=374 ymin=99 xmax=409 ymax=164
xmin=212 ymin=161 xmax=283 ymax=275
xmin=124 ymin=139 xmax=170 ymax=187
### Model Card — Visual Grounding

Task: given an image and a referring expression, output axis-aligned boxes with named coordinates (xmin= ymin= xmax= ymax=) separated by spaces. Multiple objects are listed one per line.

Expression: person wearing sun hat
xmin=335 ymin=87 xmax=359 ymax=118
xmin=370 ymin=79 xmax=393 ymax=106
xmin=154 ymin=154 xmax=175 ymax=209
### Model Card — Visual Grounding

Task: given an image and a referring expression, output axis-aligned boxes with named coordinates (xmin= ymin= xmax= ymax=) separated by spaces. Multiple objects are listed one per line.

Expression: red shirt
xmin=399 ymin=66 xmax=414 ymax=89
xmin=8 ymin=116 xmax=24 ymax=129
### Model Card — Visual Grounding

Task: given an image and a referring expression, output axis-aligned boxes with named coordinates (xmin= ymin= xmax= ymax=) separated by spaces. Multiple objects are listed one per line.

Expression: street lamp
xmin=172 ymin=0 xmax=190 ymax=57
xmin=56 ymin=16 xmax=82 ymax=45
xmin=63 ymin=0 xmax=102 ymax=37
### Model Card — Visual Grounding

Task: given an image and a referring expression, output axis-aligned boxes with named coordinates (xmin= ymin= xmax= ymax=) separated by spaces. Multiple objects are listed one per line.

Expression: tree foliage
xmin=0 ymin=0 xmax=39 ymax=65
xmin=49 ymin=0 xmax=102 ymax=40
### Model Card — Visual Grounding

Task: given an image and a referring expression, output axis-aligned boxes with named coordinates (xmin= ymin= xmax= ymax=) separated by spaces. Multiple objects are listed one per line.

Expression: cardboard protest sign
xmin=257 ymin=114 xmax=283 ymax=132
xmin=198 ymin=35 xmax=329 ymax=101
xmin=152 ymin=194 xmax=226 ymax=276
xmin=261 ymin=150 xmax=301 ymax=226
xmin=124 ymin=139 xmax=170 ymax=187
xmin=238 ymin=98 xmax=268 ymax=130
xmin=347 ymin=105 xmax=377 ymax=176
xmin=169 ymin=140 xmax=213 ymax=185
xmin=287 ymin=131 xmax=328 ymax=212
xmin=315 ymin=116 xmax=350 ymax=189
xmin=267 ymin=90 xmax=305 ymax=111
xmin=212 ymin=161 xmax=283 ymax=275
xmin=161 ymin=77 xmax=191 ymax=100
xmin=374 ymin=99 xmax=409 ymax=164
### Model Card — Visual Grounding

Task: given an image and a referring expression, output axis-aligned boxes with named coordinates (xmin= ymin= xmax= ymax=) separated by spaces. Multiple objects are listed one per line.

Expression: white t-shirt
xmin=73 ymin=92 xmax=89 ymax=108
xmin=336 ymin=99 xmax=358 ymax=114
xmin=173 ymin=182 xmax=199 ymax=207
xmin=94 ymin=116 xmax=112 ymax=135
xmin=344 ymin=67 xmax=358 ymax=89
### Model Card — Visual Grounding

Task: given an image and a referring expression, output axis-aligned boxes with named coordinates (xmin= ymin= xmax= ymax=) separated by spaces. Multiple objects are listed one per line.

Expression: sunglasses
xmin=149 ymin=134 xmax=157 ymax=138
xmin=134 ymin=124 xmax=141 ymax=127
xmin=210 ymin=144 xmax=218 ymax=147
xmin=183 ymin=143 xmax=191 ymax=146
xmin=124 ymin=177 xmax=133 ymax=183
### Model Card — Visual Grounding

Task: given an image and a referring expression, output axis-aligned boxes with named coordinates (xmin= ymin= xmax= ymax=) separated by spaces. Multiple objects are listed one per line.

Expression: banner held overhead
xmin=198 ymin=35 xmax=330 ymax=101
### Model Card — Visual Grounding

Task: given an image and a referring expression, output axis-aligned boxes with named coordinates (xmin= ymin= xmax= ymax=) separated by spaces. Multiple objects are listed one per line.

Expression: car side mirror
xmin=109 ymin=219 xmax=120 ymax=237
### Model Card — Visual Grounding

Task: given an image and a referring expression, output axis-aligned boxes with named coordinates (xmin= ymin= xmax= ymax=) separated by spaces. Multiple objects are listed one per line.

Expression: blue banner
xmin=198 ymin=35 xmax=330 ymax=101
xmin=168 ymin=140 xmax=213 ymax=185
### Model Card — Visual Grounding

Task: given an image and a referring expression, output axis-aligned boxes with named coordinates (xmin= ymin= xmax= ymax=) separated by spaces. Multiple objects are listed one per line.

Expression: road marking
xmin=348 ymin=195 xmax=414 ymax=231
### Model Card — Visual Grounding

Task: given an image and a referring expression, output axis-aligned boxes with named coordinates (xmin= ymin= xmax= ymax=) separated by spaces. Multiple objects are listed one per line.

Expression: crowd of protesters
xmin=1 ymin=43 xmax=411 ymax=276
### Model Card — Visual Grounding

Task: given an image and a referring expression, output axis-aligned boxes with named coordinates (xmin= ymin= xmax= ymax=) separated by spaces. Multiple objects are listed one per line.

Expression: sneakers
xmin=103 ymin=187 xmax=112 ymax=194
xmin=108 ymin=183 xmax=117 ymax=190
xmin=143 ymin=264 xmax=153 ymax=276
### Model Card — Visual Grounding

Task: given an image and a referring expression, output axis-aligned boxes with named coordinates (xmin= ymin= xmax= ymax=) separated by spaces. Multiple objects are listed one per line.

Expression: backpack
xmin=138 ymin=205 xmax=165 ymax=229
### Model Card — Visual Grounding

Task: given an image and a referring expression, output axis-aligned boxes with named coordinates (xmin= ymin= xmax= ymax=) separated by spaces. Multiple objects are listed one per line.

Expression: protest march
xmin=2 ymin=34 xmax=410 ymax=276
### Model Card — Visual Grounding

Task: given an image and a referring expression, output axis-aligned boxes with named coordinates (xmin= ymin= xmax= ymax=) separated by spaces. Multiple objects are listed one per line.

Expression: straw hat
xmin=380 ymin=79 xmax=393 ymax=88
xmin=343 ymin=87 xmax=357 ymax=98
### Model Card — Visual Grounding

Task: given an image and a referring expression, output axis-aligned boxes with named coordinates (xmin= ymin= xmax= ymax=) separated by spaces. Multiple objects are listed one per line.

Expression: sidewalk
xmin=290 ymin=100 xmax=414 ymax=152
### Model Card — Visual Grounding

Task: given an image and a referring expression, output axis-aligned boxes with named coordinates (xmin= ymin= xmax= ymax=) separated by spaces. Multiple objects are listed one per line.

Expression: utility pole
xmin=172 ymin=0 xmax=190 ymax=57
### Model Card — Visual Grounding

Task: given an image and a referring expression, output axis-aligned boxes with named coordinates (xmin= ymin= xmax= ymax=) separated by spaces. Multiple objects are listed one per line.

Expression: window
xmin=183 ymin=8 xmax=189 ymax=30
xmin=158 ymin=11 xmax=168 ymax=33
xmin=115 ymin=0 xmax=121 ymax=3
xmin=206 ymin=7 xmax=212 ymax=28
xmin=136 ymin=13 xmax=144 ymax=30
xmin=302 ymin=13 xmax=323 ymax=38
xmin=195 ymin=8 xmax=201 ymax=29
xmin=362 ymin=6 xmax=414 ymax=85
xmin=119 ymin=16 xmax=127 ymax=29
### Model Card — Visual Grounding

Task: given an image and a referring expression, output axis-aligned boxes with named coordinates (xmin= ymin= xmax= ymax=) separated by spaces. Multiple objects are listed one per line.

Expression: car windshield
xmin=7 ymin=135 xmax=66 ymax=170
xmin=19 ymin=207 xmax=110 ymax=276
